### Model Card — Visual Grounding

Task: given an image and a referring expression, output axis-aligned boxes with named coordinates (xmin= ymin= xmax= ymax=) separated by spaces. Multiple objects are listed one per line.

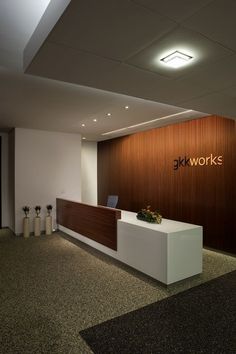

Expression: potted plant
xmin=22 ymin=206 xmax=30 ymax=238
xmin=34 ymin=205 xmax=41 ymax=236
xmin=35 ymin=205 xmax=41 ymax=217
xmin=23 ymin=206 xmax=30 ymax=217
xmin=45 ymin=204 xmax=53 ymax=235
xmin=46 ymin=204 xmax=53 ymax=216
xmin=136 ymin=205 xmax=162 ymax=224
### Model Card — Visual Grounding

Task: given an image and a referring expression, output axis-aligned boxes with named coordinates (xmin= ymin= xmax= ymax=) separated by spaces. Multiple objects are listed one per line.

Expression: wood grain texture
xmin=98 ymin=116 xmax=236 ymax=254
xmin=56 ymin=199 xmax=121 ymax=250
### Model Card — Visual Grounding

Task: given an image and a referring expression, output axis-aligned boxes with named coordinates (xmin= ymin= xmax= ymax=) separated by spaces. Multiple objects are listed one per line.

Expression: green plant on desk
xmin=136 ymin=205 xmax=162 ymax=224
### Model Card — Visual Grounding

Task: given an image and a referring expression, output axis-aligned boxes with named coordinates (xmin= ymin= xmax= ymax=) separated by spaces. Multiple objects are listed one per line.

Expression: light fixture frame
xmin=160 ymin=50 xmax=193 ymax=68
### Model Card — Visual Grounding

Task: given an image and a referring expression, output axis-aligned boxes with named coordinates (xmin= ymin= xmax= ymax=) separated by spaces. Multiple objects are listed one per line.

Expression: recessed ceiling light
xmin=160 ymin=51 xmax=193 ymax=68
xmin=125 ymin=106 xmax=129 ymax=110
xmin=82 ymin=137 xmax=86 ymax=140
xmin=107 ymin=113 xmax=111 ymax=117
xmin=93 ymin=118 xmax=97 ymax=122
xmin=81 ymin=123 xmax=85 ymax=127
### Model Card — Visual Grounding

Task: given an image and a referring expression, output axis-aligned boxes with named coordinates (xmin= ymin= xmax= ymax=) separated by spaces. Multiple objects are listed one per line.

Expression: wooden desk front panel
xmin=56 ymin=199 xmax=121 ymax=250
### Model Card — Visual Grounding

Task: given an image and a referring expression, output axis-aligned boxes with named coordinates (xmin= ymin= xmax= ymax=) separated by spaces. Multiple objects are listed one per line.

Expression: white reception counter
xmin=59 ymin=209 xmax=202 ymax=285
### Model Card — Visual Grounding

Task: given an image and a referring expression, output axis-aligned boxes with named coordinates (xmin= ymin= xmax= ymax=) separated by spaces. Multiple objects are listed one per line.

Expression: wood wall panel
xmin=98 ymin=116 xmax=236 ymax=254
xmin=56 ymin=199 xmax=121 ymax=250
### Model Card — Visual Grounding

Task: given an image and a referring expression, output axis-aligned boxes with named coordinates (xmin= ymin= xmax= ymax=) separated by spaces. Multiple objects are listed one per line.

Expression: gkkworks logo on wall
xmin=174 ymin=154 xmax=223 ymax=170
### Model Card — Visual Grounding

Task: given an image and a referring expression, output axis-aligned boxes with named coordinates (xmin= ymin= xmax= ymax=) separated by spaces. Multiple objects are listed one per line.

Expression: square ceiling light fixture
xmin=160 ymin=50 xmax=193 ymax=68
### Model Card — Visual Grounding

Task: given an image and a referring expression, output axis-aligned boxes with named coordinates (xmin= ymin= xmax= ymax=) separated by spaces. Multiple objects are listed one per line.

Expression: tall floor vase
xmin=34 ymin=216 xmax=41 ymax=236
xmin=23 ymin=217 xmax=30 ymax=238
xmin=45 ymin=215 xmax=52 ymax=235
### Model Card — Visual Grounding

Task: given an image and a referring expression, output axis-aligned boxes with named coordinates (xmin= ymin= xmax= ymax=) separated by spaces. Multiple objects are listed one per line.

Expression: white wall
xmin=14 ymin=128 xmax=81 ymax=234
xmin=0 ymin=132 xmax=10 ymax=227
xmin=81 ymin=141 xmax=97 ymax=205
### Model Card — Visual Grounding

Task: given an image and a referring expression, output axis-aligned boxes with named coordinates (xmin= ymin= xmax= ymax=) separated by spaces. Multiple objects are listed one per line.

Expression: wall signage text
xmin=174 ymin=154 xmax=223 ymax=170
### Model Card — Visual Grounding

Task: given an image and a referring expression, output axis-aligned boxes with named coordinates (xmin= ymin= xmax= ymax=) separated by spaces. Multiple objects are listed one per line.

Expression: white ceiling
xmin=0 ymin=0 xmax=71 ymax=70
xmin=0 ymin=0 xmax=235 ymax=141
xmin=0 ymin=0 xmax=51 ymax=69
xmin=26 ymin=0 xmax=236 ymax=119
xmin=0 ymin=67 xmax=205 ymax=141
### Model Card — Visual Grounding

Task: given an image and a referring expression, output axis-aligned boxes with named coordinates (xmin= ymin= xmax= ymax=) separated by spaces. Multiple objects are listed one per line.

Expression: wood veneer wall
xmin=98 ymin=115 xmax=236 ymax=254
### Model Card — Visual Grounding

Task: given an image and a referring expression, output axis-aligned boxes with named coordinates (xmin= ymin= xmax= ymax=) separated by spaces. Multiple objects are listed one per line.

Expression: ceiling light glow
xmin=161 ymin=51 xmax=193 ymax=68
xmin=93 ymin=118 xmax=97 ymax=122
xmin=107 ymin=113 xmax=111 ymax=117
xmin=82 ymin=123 xmax=85 ymax=127
xmin=125 ymin=106 xmax=129 ymax=110
xmin=102 ymin=110 xmax=193 ymax=135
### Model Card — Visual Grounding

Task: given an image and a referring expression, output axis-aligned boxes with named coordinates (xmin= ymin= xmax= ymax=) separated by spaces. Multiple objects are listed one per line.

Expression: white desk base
xmin=59 ymin=210 xmax=202 ymax=285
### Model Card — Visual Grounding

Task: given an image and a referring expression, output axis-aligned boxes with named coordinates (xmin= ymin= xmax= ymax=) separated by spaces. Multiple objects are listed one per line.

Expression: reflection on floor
xmin=0 ymin=229 xmax=235 ymax=354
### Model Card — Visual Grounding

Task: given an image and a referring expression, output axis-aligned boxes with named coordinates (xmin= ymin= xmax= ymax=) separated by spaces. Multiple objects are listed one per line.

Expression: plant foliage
xmin=136 ymin=205 xmax=162 ymax=224
xmin=35 ymin=205 xmax=41 ymax=216
xmin=22 ymin=206 xmax=30 ymax=217
xmin=46 ymin=204 xmax=53 ymax=216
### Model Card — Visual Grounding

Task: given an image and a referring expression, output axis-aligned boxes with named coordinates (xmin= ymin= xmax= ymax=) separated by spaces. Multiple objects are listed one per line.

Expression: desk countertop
xmin=119 ymin=210 xmax=202 ymax=234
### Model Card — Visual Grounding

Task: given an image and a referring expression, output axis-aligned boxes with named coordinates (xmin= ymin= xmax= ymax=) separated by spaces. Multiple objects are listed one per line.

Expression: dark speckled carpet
xmin=80 ymin=270 xmax=236 ymax=354
xmin=1 ymin=229 xmax=236 ymax=353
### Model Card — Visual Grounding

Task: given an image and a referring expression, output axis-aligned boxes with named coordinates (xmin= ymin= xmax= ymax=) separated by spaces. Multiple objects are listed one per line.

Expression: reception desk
xmin=57 ymin=199 xmax=202 ymax=285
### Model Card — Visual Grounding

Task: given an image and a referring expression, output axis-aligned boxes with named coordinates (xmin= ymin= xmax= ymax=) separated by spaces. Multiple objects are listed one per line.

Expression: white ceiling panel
xmin=93 ymin=63 xmax=172 ymax=101
xmin=99 ymin=63 xmax=212 ymax=106
xmin=0 ymin=0 xmax=51 ymax=69
xmin=0 ymin=0 xmax=51 ymax=48
xmin=47 ymin=0 xmax=176 ymax=61
xmin=132 ymin=0 xmax=213 ymax=22
xmin=0 ymin=0 xmax=71 ymax=70
xmin=27 ymin=41 xmax=120 ymax=88
xmin=127 ymin=26 xmax=233 ymax=79
xmin=221 ymin=85 xmax=236 ymax=98
xmin=155 ymin=77 xmax=213 ymax=105
xmin=183 ymin=0 xmax=236 ymax=51
xmin=180 ymin=92 xmax=236 ymax=118
xmin=183 ymin=54 xmax=236 ymax=92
